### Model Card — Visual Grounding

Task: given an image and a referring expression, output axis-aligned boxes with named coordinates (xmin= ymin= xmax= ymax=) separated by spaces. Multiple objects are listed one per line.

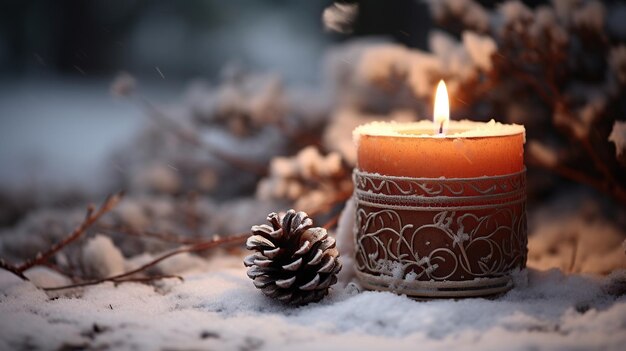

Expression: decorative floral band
xmin=353 ymin=169 xmax=527 ymax=297
xmin=353 ymin=168 xmax=526 ymax=198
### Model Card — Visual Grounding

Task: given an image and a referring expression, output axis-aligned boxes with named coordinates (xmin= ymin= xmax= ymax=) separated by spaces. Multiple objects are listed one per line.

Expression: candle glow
xmin=434 ymin=80 xmax=449 ymax=135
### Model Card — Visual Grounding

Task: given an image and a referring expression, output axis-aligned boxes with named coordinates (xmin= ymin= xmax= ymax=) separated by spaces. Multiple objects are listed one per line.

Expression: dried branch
xmin=490 ymin=21 xmax=626 ymax=205
xmin=529 ymin=157 xmax=626 ymax=204
xmin=42 ymin=233 xmax=248 ymax=291
xmin=96 ymin=224 xmax=209 ymax=245
xmin=112 ymin=274 xmax=184 ymax=286
xmin=0 ymin=192 xmax=124 ymax=281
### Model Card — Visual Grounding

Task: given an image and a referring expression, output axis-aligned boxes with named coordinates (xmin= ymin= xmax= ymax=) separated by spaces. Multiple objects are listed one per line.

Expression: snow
xmin=1 ymin=260 xmax=625 ymax=350
xmin=82 ymin=235 xmax=127 ymax=279
xmin=256 ymin=146 xmax=351 ymax=213
xmin=353 ymin=119 xmax=525 ymax=139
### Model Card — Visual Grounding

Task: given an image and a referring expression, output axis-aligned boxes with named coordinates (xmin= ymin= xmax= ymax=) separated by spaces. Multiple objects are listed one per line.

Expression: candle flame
xmin=434 ymin=80 xmax=449 ymax=135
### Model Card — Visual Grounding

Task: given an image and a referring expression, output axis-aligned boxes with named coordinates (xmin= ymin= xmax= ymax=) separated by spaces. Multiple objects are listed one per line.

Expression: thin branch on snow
xmin=42 ymin=233 xmax=248 ymax=291
xmin=96 ymin=224 xmax=211 ymax=245
xmin=0 ymin=192 xmax=124 ymax=281
xmin=112 ymin=274 xmax=184 ymax=286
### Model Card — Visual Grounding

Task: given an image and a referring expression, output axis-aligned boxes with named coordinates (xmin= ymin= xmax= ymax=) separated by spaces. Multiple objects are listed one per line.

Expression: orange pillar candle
xmin=352 ymin=81 xmax=527 ymax=298
xmin=355 ymin=119 xmax=525 ymax=178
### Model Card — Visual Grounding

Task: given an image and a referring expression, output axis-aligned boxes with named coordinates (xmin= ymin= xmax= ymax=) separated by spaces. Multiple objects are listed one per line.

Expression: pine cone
xmin=244 ymin=210 xmax=342 ymax=305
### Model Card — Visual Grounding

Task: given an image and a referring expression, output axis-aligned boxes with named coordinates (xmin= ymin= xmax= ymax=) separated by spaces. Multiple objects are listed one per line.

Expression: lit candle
xmin=352 ymin=81 xmax=527 ymax=298
xmin=355 ymin=81 xmax=525 ymax=178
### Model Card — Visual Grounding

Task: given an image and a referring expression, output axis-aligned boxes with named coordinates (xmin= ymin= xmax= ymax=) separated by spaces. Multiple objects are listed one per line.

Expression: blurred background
xmin=1 ymin=0 xmax=626 ymax=276
xmin=0 ymin=0 xmax=429 ymax=192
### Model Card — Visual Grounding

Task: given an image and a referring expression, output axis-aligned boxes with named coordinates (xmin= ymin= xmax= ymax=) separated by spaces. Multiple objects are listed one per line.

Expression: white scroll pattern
xmin=354 ymin=170 xmax=527 ymax=283
xmin=353 ymin=169 xmax=525 ymax=196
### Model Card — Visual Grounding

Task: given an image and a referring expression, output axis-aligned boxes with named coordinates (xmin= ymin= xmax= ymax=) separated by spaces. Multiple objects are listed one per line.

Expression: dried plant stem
xmin=112 ymin=274 xmax=184 ymax=286
xmin=0 ymin=192 xmax=123 ymax=281
xmin=97 ymin=224 xmax=209 ymax=245
xmin=496 ymin=29 xmax=626 ymax=206
xmin=529 ymin=154 xmax=626 ymax=204
xmin=43 ymin=233 xmax=248 ymax=291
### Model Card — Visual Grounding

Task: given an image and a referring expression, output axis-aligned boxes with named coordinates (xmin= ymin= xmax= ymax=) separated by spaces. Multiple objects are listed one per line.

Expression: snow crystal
xmin=81 ymin=235 xmax=126 ymax=279
xmin=462 ymin=31 xmax=497 ymax=71
xmin=608 ymin=121 xmax=626 ymax=158
xmin=322 ymin=3 xmax=359 ymax=34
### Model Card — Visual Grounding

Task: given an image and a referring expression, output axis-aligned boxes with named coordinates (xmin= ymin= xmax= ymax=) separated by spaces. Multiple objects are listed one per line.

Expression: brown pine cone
xmin=244 ymin=210 xmax=342 ymax=305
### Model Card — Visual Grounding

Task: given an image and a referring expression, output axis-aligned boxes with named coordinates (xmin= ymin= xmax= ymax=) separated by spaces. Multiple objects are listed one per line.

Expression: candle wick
xmin=438 ymin=121 xmax=444 ymax=134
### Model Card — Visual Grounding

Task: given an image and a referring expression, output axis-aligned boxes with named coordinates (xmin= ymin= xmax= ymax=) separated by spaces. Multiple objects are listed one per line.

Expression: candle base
xmin=353 ymin=169 xmax=527 ymax=299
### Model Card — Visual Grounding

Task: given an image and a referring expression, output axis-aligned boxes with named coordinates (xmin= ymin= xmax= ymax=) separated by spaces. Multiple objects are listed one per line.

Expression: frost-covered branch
xmin=42 ymin=233 xmax=248 ymax=291
xmin=0 ymin=192 xmax=123 ymax=280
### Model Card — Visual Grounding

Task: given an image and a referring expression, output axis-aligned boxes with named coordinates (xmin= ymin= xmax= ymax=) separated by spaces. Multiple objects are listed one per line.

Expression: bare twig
xmin=0 ymin=192 xmax=123 ymax=281
xmin=43 ymin=233 xmax=248 ymax=291
xmin=112 ymin=274 xmax=184 ymax=286
xmin=96 ymin=224 xmax=209 ymax=245
xmin=527 ymin=157 xmax=626 ymax=204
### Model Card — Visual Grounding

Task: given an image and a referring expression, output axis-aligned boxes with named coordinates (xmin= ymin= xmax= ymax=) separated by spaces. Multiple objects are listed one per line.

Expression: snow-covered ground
xmin=1 ymin=254 xmax=625 ymax=351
